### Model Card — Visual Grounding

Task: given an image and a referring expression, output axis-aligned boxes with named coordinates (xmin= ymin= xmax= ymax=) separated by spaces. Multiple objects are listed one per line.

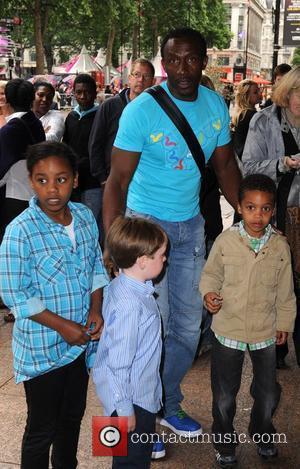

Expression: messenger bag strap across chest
xmin=145 ymin=85 xmax=206 ymax=178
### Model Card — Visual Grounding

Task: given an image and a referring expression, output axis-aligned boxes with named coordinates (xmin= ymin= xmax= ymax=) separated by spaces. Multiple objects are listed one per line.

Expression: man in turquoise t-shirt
xmin=103 ymin=27 xmax=241 ymax=439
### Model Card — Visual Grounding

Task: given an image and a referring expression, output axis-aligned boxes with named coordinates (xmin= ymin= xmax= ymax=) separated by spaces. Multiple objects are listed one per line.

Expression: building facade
xmin=208 ymin=0 xmax=295 ymax=82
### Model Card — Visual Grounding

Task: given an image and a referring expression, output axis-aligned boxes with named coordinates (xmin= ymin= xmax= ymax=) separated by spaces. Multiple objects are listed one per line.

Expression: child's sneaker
xmin=215 ymin=451 xmax=237 ymax=468
xmin=257 ymin=444 xmax=278 ymax=460
xmin=151 ymin=438 xmax=166 ymax=459
xmin=159 ymin=409 xmax=202 ymax=437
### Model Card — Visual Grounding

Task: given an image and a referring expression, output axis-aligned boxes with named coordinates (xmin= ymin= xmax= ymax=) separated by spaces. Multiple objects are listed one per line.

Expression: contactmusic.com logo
xmin=92 ymin=416 xmax=128 ymax=456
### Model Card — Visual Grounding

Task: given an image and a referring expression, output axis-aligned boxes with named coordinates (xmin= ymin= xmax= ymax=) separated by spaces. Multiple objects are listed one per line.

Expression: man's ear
xmin=202 ymin=55 xmax=208 ymax=70
xmin=237 ymin=203 xmax=242 ymax=214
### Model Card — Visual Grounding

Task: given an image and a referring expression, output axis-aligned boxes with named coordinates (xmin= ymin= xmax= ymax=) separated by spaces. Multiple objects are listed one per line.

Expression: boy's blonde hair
xmin=272 ymin=66 xmax=300 ymax=108
xmin=0 ymin=80 xmax=7 ymax=91
xmin=106 ymin=216 xmax=167 ymax=270
xmin=232 ymin=79 xmax=257 ymax=126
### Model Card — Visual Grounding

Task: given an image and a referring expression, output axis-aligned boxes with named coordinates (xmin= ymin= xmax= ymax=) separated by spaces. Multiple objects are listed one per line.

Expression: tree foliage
xmin=292 ymin=47 xmax=300 ymax=66
xmin=0 ymin=0 xmax=231 ymax=72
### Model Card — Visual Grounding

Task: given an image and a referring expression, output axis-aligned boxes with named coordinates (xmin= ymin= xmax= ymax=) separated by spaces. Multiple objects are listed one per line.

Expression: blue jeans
xmin=111 ymin=405 xmax=155 ymax=468
xmin=126 ymin=208 xmax=205 ymax=417
xmin=81 ymin=188 xmax=104 ymax=243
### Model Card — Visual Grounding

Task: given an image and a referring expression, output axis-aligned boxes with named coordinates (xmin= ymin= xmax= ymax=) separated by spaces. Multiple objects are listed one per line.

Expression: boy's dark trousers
xmin=21 ymin=352 xmax=89 ymax=469
xmin=211 ymin=336 xmax=281 ymax=455
xmin=111 ymin=405 xmax=156 ymax=469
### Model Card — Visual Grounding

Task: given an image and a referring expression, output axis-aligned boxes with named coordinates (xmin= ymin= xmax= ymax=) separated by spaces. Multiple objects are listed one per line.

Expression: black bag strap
xmin=146 ymin=85 xmax=206 ymax=177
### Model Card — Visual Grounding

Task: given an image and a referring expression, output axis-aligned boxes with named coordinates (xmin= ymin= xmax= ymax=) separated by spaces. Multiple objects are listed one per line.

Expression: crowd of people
xmin=0 ymin=26 xmax=298 ymax=469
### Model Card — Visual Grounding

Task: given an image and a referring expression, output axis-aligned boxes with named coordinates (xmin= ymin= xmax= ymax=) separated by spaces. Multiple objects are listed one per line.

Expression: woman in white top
xmin=33 ymin=81 xmax=65 ymax=142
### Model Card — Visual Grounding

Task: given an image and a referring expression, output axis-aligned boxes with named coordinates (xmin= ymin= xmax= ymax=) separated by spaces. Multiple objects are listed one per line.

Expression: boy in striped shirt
xmin=93 ymin=216 xmax=167 ymax=468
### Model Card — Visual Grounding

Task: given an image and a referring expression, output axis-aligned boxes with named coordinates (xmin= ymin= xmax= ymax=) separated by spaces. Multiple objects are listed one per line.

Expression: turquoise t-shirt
xmin=114 ymin=81 xmax=231 ymax=222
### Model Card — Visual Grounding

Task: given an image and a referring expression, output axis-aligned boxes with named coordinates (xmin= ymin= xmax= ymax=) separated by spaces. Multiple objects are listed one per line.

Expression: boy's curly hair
xmin=238 ymin=174 xmax=276 ymax=205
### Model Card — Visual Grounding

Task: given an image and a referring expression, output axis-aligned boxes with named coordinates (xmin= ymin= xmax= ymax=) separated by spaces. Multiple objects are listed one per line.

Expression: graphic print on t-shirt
xmin=149 ymin=116 xmax=223 ymax=171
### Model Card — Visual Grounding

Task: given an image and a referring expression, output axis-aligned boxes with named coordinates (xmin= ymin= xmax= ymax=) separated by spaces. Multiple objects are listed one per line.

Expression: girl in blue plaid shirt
xmin=0 ymin=141 xmax=108 ymax=469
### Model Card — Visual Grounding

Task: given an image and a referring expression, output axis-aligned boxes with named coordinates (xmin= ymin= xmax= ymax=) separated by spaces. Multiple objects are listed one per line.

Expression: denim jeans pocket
xmin=125 ymin=207 xmax=152 ymax=220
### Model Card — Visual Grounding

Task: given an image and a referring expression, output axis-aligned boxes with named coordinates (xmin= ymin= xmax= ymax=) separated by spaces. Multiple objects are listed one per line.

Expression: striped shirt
xmin=93 ymin=272 xmax=162 ymax=417
xmin=216 ymin=222 xmax=276 ymax=351
xmin=0 ymin=197 xmax=108 ymax=383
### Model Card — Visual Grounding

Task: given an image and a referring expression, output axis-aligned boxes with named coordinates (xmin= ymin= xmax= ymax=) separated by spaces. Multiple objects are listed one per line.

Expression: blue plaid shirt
xmin=0 ymin=197 xmax=108 ymax=383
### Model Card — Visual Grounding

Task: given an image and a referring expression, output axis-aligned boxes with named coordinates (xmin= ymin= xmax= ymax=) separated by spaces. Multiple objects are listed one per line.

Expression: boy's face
xmin=142 ymin=242 xmax=168 ymax=281
xmin=74 ymin=83 xmax=96 ymax=110
xmin=238 ymin=190 xmax=275 ymax=238
xmin=30 ymin=156 xmax=78 ymax=223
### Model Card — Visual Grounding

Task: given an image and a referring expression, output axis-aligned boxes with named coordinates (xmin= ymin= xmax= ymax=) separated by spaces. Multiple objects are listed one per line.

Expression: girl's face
xmin=0 ymin=86 xmax=6 ymax=106
xmin=29 ymin=155 xmax=78 ymax=223
xmin=248 ymin=84 xmax=261 ymax=107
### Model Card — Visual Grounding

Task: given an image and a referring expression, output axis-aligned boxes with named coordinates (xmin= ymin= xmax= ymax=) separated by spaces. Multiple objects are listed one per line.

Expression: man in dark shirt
xmin=88 ymin=58 xmax=155 ymax=190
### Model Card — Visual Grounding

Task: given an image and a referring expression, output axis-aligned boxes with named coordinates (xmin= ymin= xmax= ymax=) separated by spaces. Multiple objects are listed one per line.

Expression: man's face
xmin=128 ymin=64 xmax=155 ymax=99
xmin=162 ymin=37 xmax=207 ymax=101
xmin=74 ymin=83 xmax=96 ymax=110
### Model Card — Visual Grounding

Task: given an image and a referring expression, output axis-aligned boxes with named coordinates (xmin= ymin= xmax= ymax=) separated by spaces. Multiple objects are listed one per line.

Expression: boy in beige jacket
xmin=200 ymin=174 xmax=296 ymax=468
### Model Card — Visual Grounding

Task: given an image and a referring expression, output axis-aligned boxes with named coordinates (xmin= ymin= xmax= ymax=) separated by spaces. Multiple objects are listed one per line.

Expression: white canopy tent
xmin=68 ymin=45 xmax=102 ymax=74
xmin=151 ymin=50 xmax=167 ymax=80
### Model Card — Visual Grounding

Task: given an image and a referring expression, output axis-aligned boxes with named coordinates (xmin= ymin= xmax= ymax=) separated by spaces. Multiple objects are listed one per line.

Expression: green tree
xmin=140 ymin=0 xmax=231 ymax=58
xmin=0 ymin=0 xmax=232 ymax=74
xmin=292 ymin=47 xmax=300 ymax=66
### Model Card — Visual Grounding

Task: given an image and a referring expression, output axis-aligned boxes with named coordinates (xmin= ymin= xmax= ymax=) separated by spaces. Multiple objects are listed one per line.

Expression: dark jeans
xmin=111 ymin=405 xmax=156 ymax=469
xmin=211 ymin=336 xmax=281 ymax=455
xmin=21 ymin=352 xmax=89 ymax=469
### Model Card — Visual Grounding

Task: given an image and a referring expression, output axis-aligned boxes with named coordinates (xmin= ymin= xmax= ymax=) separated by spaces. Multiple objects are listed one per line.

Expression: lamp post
xmin=244 ymin=2 xmax=250 ymax=78
xmin=272 ymin=0 xmax=281 ymax=72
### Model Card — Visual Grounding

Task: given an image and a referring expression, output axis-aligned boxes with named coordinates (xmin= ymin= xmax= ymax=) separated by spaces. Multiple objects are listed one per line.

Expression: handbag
xmin=145 ymin=85 xmax=206 ymax=178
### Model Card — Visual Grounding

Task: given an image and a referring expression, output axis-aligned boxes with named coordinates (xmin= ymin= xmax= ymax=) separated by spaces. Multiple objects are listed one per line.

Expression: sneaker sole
xmin=215 ymin=453 xmax=237 ymax=468
xmin=151 ymin=449 xmax=166 ymax=459
xmin=158 ymin=418 xmax=202 ymax=437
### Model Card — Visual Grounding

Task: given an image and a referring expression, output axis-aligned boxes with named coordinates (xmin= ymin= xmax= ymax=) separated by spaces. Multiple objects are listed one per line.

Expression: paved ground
xmin=1 ymin=199 xmax=299 ymax=468
xmin=1 ymin=313 xmax=300 ymax=469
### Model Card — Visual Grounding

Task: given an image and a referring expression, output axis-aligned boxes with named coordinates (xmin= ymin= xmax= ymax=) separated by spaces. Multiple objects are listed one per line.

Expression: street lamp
xmin=235 ymin=2 xmax=250 ymax=80
xmin=272 ymin=0 xmax=281 ymax=72
xmin=244 ymin=3 xmax=250 ymax=78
